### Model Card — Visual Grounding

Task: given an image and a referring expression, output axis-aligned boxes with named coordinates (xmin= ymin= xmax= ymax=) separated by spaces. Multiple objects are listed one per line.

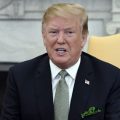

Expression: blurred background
xmin=0 ymin=0 xmax=120 ymax=63
xmin=0 ymin=0 xmax=120 ymax=114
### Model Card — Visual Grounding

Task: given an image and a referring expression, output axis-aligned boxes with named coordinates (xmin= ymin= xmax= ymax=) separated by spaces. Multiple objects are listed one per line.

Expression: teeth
xmin=56 ymin=48 xmax=66 ymax=55
xmin=56 ymin=48 xmax=66 ymax=51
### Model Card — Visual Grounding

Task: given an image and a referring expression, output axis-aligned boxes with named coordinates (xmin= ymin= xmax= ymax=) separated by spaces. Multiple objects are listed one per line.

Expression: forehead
xmin=44 ymin=16 xmax=81 ymax=29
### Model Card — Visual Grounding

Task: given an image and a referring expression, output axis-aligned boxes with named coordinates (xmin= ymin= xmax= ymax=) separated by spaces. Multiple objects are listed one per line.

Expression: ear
xmin=81 ymin=33 xmax=88 ymax=48
xmin=42 ymin=30 xmax=46 ymax=46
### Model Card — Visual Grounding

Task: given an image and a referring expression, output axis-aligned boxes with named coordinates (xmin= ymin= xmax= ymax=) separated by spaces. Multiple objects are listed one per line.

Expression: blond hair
xmin=42 ymin=3 xmax=88 ymax=34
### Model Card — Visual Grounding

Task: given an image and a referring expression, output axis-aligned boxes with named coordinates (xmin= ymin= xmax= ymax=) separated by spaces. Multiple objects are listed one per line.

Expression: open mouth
xmin=55 ymin=48 xmax=67 ymax=55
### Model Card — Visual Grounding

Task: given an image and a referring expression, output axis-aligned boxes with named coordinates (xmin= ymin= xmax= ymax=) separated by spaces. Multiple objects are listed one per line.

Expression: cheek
xmin=69 ymin=41 xmax=83 ymax=54
xmin=44 ymin=39 xmax=56 ymax=50
xmin=72 ymin=39 xmax=82 ymax=48
xmin=42 ymin=34 xmax=50 ymax=46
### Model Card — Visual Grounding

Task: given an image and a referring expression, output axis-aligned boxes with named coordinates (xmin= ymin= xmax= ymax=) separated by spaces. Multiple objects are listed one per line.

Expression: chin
xmin=50 ymin=54 xmax=70 ymax=66
xmin=53 ymin=56 xmax=68 ymax=63
xmin=53 ymin=59 xmax=70 ymax=69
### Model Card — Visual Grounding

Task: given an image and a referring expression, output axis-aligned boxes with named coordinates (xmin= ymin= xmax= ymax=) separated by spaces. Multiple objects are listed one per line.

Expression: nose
xmin=57 ymin=31 xmax=65 ymax=44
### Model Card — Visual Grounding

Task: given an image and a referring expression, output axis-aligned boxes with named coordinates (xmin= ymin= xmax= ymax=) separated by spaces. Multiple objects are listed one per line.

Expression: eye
xmin=48 ymin=30 xmax=58 ymax=37
xmin=49 ymin=31 xmax=57 ymax=34
xmin=67 ymin=31 xmax=74 ymax=34
xmin=65 ymin=31 xmax=75 ymax=36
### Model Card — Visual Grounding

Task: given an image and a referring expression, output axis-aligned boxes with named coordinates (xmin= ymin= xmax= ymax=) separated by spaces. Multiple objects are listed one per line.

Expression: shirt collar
xmin=49 ymin=57 xmax=81 ymax=80
xmin=66 ymin=58 xmax=81 ymax=79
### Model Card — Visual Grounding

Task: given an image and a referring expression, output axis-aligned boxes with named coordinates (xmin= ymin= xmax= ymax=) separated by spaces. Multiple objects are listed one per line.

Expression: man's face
xmin=42 ymin=17 xmax=87 ymax=69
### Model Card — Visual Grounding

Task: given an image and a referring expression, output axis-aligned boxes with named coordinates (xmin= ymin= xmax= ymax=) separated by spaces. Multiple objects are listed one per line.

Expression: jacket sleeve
xmin=1 ymin=67 xmax=20 ymax=120
xmin=105 ymin=69 xmax=120 ymax=120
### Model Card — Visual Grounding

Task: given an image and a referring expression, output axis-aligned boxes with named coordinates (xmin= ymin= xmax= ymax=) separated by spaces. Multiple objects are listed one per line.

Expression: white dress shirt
xmin=49 ymin=58 xmax=81 ymax=105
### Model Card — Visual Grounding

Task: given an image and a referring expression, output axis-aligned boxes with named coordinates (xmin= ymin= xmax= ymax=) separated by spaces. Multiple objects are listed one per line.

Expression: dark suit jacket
xmin=1 ymin=52 xmax=120 ymax=120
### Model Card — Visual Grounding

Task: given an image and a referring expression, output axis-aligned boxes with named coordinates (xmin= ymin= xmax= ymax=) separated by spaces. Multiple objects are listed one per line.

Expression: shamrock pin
xmin=81 ymin=106 xmax=101 ymax=118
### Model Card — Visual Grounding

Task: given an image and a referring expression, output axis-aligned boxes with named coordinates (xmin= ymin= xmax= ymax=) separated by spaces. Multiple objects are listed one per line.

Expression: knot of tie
xmin=59 ymin=70 xmax=68 ymax=79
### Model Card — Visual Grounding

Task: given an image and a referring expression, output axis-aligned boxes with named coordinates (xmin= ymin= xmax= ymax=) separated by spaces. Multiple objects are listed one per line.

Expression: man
xmin=1 ymin=3 xmax=120 ymax=120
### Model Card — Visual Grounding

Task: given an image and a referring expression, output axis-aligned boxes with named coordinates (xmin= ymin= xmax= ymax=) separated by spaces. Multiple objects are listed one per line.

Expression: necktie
xmin=54 ymin=70 xmax=69 ymax=120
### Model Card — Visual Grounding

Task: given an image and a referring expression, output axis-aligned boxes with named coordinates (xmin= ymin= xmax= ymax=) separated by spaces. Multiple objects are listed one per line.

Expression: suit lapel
xmin=69 ymin=53 xmax=95 ymax=120
xmin=34 ymin=55 xmax=54 ymax=120
xmin=33 ymin=53 xmax=95 ymax=120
